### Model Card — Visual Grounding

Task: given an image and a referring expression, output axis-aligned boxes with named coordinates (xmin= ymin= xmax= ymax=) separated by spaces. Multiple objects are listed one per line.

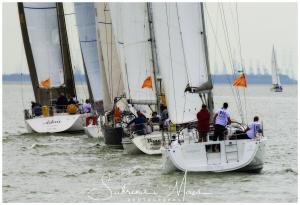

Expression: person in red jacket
xmin=197 ymin=104 xmax=210 ymax=142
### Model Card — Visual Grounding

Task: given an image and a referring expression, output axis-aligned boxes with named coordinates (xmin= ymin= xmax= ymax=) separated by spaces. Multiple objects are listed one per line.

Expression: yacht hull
xmin=162 ymin=138 xmax=266 ymax=173
xmin=25 ymin=113 xmax=88 ymax=133
xmin=84 ymin=125 xmax=103 ymax=138
xmin=122 ymin=131 xmax=163 ymax=155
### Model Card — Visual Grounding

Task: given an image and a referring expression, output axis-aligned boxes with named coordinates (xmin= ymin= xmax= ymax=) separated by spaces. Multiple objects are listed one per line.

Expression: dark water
xmin=2 ymin=83 xmax=298 ymax=202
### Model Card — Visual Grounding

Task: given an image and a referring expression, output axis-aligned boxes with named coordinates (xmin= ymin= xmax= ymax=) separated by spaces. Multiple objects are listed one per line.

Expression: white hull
xmin=25 ymin=113 xmax=89 ymax=133
xmin=84 ymin=125 xmax=103 ymax=138
xmin=163 ymin=138 xmax=266 ymax=173
xmin=122 ymin=137 xmax=143 ymax=154
xmin=122 ymin=131 xmax=163 ymax=155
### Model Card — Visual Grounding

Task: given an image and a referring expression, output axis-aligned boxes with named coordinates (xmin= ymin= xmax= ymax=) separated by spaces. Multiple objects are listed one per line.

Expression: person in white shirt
xmin=230 ymin=116 xmax=262 ymax=140
xmin=213 ymin=102 xmax=232 ymax=142
xmin=245 ymin=116 xmax=262 ymax=139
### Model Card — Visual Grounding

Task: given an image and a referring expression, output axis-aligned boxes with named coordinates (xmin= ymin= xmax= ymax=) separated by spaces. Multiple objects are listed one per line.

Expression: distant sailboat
xmin=271 ymin=45 xmax=283 ymax=92
xmin=18 ymin=3 xmax=91 ymax=133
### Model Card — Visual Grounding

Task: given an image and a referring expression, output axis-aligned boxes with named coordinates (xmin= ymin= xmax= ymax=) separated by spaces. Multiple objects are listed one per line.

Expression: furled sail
xmin=271 ymin=46 xmax=281 ymax=86
xmin=94 ymin=3 xmax=124 ymax=111
xmin=74 ymin=3 xmax=103 ymax=102
xmin=23 ymin=3 xmax=64 ymax=87
xmin=109 ymin=3 xmax=157 ymax=105
xmin=151 ymin=3 xmax=212 ymax=124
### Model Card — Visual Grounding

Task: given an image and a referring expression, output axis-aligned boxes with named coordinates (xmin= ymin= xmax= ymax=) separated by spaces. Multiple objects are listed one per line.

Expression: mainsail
xmin=109 ymin=3 xmax=157 ymax=105
xmin=271 ymin=46 xmax=281 ymax=87
xmin=151 ymin=3 xmax=212 ymax=124
xmin=95 ymin=3 xmax=124 ymax=111
xmin=74 ymin=3 xmax=103 ymax=102
xmin=18 ymin=3 xmax=76 ymax=104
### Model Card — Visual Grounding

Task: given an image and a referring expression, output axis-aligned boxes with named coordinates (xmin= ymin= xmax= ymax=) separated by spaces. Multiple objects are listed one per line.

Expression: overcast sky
xmin=2 ymin=2 xmax=298 ymax=79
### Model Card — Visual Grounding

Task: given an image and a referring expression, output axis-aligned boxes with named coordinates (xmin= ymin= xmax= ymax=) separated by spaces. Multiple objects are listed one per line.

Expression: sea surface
xmin=2 ymin=83 xmax=298 ymax=202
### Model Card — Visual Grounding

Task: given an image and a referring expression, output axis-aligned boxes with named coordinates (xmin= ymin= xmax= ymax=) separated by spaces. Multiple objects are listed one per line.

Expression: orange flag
xmin=40 ymin=78 xmax=51 ymax=89
xmin=141 ymin=76 xmax=153 ymax=89
xmin=232 ymin=74 xmax=247 ymax=87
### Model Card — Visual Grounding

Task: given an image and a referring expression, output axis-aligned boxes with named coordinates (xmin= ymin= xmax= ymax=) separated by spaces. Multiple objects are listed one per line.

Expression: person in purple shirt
xmin=82 ymin=99 xmax=92 ymax=113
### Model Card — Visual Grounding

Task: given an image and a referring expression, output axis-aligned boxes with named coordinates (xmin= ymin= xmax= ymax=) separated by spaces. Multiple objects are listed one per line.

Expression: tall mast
xmin=80 ymin=46 xmax=94 ymax=103
xmin=17 ymin=3 xmax=39 ymax=102
xmin=200 ymin=2 xmax=214 ymax=117
xmin=57 ymin=3 xmax=76 ymax=98
xmin=147 ymin=3 xmax=161 ymax=113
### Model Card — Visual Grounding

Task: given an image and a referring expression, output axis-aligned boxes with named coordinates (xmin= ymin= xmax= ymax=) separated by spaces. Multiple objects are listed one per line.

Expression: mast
xmin=80 ymin=46 xmax=94 ymax=103
xmin=200 ymin=2 xmax=214 ymax=117
xmin=57 ymin=3 xmax=76 ymax=98
xmin=17 ymin=3 xmax=39 ymax=102
xmin=147 ymin=3 xmax=161 ymax=113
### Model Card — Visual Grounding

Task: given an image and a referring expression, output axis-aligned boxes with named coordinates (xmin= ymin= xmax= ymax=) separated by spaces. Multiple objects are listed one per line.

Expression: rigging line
xmin=221 ymin=4 xmax=245 ymax=119
xmin=165 ymin=3 xmax=178 ymax=122
xmin=235 ymin=3 xmax=248 ymax=123
xmin=175 ymin=3 xmax=189 ymax=121
xmin=175 ymin=3 xmax=191 ymax=85
xmin=104 ymin=4 xmax=113 ymax=100
xmin=204 ymin=5 xmax=242 ymax=119
xmin=212 ymin=5 xmax=220 ymax=82
xmin=110 ymin=9 xmax=114 ymax=99
xmin=220 ymin=3 xmax=244 ymax=122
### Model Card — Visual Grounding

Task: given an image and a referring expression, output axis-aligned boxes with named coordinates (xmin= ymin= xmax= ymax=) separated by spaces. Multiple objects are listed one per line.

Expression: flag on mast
xmin=232 ymin=73 xmax=247 ymax=87
xmin=141 ymin=76 xmax=153 ymax=89
xmin=40 ymin=78 xmax=51 ymax=89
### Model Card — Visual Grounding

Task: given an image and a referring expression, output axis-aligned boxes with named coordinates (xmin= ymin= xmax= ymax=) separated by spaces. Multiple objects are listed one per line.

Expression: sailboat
xmin=109 ymin=3 xmax=165 ymax=154
xmin=18 ymin=3 xmax=92 ymax=133
xmin=94 ymin=3 xmax=127 ymax=147
xmin=73 ymin=3 xmax=106 ymax=138
xmin=271 ymin=45 xmax=283 ymax=92
xmin=147 ymin=3 xmax=266 ymax=173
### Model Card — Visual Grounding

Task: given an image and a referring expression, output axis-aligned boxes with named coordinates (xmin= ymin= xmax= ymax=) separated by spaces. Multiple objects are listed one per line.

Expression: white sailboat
xmin=19 ymin=3 xmax=91 ymax=133
xmin=109 ymin=3 xmax=165 ymax=155
xmin=73 ymin=3 xmax=107 ymax=138
xmin=271 ymin=45 xmax=283 ymax=92
xmin=149 ymin=3 xmax=266 ymax=173
xmin=94 ymin=3 xmax=127 ymax=147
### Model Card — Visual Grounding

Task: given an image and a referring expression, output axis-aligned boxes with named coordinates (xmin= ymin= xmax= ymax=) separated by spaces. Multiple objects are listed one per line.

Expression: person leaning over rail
xmin=197 ymin=104 xmax=210 ymax=142
xmin=232 ymin=116 xmax=262 ymax=139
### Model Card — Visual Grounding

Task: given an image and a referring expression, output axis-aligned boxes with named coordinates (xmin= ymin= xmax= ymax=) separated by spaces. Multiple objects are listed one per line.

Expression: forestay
xmin=23 ymin=3 xmax=64 ymax=87
xmin=271 ymin=46 xmax=281 ymax=86
xmin=74 ymin=3 xmax=103 ymax=102
xmin=109 ymin=3 xmax=157 ymax=104
xmin=151 ymin=3 xmax=211 ymax=124
xmin=95 ymin=3 xmax=124 ymax=110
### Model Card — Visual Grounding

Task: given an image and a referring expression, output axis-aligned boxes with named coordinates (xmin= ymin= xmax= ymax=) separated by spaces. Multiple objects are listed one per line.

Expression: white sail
xmin=23 ymin=3 xmax=64 ymax=87
xmin=271 ymin=46 xmax=281 ymax=86
xmin=95 ymin=3 xmax=124 ymax=110
xmin=74 ymin=3 xmax=103 ymax=102
xmin=151 ymin=3 xmax=210 ymax=124
xmin=109 ymin=3 xmax=157 ymax=104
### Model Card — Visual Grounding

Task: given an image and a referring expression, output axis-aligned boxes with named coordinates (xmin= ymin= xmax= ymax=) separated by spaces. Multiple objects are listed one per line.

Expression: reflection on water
xmin=2 ymin=83 xmax=298 ymax=202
